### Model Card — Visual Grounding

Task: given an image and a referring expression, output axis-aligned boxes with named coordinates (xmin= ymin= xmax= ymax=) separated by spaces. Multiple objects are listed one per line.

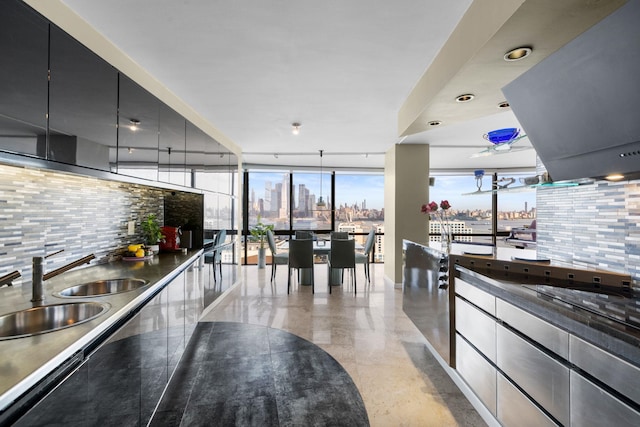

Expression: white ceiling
xmin=49 ymin=0 xmax=623 ymax=171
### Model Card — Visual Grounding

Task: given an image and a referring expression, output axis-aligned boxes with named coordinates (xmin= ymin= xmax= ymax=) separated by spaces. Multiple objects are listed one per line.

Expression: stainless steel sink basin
xmin=0 ymin=302 xmax=108 ymax=340
xmin=55 ymin=278 xmax=149 ymax=297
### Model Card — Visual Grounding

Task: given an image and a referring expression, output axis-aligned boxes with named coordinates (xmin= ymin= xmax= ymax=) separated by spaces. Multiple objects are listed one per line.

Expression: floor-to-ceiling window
xmin=428 ymin=172 xmax=536 ymax=248
xmin=334 ymin=173 xmax=385 ymax=261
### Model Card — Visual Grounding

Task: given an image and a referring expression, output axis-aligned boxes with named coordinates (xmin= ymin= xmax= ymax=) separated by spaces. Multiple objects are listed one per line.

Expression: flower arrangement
xmin=421 ymin=200 xmax=453 ymax=250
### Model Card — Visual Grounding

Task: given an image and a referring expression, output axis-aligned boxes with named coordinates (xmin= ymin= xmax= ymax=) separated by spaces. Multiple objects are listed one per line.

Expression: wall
xmin=536 ymin=179 xmax=640 ymax=286
xmin=0 ymin=163 xmax=201 ymax=286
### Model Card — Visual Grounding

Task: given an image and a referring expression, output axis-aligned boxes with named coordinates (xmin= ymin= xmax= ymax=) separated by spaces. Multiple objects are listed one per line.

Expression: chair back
xmin=363 ymin=229 xmax=375 ymax=255
xmin=288 ymin=239 xmax=314 ymax=269
xmin=329 ymin=239 xmax=355 ymax=268
xmin=215 ymin=229 xmax=227 ymax=247
xmin=295 ymin=231 xmax=313 ymax=240
xmin=330 ymin=231 xmax=349 ymax=240
xmin=266 ymin=229 xmax=277 ymax=254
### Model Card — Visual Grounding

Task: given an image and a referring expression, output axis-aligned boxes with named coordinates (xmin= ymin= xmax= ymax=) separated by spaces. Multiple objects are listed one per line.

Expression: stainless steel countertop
xmin=0 ymin=250 xmax=202 ymax=412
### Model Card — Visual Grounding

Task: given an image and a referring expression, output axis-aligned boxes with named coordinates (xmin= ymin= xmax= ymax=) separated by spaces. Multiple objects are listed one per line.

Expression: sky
xmin=248 ymin=172 xmax=535 ymax=213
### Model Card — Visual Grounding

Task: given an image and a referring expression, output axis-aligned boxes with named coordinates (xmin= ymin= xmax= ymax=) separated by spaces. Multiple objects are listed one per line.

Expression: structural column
xmin=384 ymin=144 xmax=430 ymax=287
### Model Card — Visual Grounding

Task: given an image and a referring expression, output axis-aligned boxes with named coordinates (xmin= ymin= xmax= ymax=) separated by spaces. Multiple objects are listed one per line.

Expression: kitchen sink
xmin=55 ymin=278 xmax=149 ymax=297
xmin=0 ymin=302 xmax=108 ymax=340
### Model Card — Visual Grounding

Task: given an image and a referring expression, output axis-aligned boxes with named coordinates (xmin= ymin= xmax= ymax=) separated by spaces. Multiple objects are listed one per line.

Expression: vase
xmin=257 ymin=247 xmax=266 ymax=269
xmin=440 ymin=230 xmax=451 ymax=254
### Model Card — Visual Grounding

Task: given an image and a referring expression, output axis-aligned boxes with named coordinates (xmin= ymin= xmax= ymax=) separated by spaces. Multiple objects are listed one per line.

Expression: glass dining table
xmin=281 ymin=239 xmax=363 ymax=285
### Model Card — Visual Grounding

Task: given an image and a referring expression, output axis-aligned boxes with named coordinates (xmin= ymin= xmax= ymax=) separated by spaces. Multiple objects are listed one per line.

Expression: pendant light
xmin=317 ymin=149 xmax=326 ymax=208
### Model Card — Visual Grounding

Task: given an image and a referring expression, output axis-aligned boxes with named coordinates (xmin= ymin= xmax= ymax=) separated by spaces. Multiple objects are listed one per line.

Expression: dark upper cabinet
xmin=186 ymin=120 xmax=208 ymax=180
xmin=158 ymin=104 xmax=186 ymax=186
xmin=49 ymin=25 xmax=117 ymax=171
xmin=117 ymin=74 xmax=160 ymax=180
xmin=0 ymin=0 xmax=49 ymax=157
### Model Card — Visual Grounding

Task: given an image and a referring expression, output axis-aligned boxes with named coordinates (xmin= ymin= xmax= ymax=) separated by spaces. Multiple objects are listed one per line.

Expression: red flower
xmin=440 ymin=200 xmax=451 ymax=210
xmin=428 ymin=201 xmax=438 ymax=212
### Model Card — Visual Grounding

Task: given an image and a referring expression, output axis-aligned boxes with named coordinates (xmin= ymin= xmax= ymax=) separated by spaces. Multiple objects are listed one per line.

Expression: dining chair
xmin=295 ymin=230 xmax=314 ymax=240
xmin=287 ymin=239 xmax=315 ymax=294
xmin=267 ymin=229 xmax=288 ymax=282
xmin=330 ymin=231 xmax=349 ymax=240
xmin=355 ymin=229 xmax=375 ymax=283
xmin=328 ymin=238 xmax=356 ymax=294
xmin=204 ymin=229 xmax=226 ymax=282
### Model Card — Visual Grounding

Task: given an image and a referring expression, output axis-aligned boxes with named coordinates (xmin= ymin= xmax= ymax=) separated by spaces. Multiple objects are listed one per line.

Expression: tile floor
xmin=200 ymin=262 xmax=486 ymax=427
xmin=151 ymin=322 xmax=368 ymax=426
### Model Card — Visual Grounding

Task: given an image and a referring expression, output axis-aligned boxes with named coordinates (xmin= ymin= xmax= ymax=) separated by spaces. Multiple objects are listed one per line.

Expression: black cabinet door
xmin=117 ymin=74 xmax=161 ymax=180
xmin=49 ymin=25 xmax=117 ymax=171
xmin=0 ymin=0 xmax=48 ymax=158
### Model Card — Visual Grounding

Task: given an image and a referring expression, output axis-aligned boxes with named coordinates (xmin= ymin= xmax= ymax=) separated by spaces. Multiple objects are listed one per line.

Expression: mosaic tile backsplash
xmin=0 ymin=164 xmax=166 ymax=285
xmin=536 ymin=178 xmax=640 ymax=287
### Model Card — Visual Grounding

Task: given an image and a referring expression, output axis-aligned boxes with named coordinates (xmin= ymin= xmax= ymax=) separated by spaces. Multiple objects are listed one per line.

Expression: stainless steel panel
xmin=456 ymin=297 xmax=496 ymax=363
xmin=571 ymin=371 xmax=640 ymax=427
xmin=402 ymin=242 xmax=452 ymax=364
xmin=497 ymin=373 xmax=558 ymax=427
xmin=496 ymin=299 xmax=569 ymax=359
xmin=456 ymin=333 xmax=496 ymax=415
xmin=455 ymin=278 xmax=495 ymax=316
xmin=570 ymin=335 xmax=640 ymax=406
xmin=497 ymin=324 xmax=570 ymax=426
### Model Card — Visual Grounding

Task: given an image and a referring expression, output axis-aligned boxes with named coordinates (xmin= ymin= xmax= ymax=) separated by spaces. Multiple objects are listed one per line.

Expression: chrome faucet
xmin=31 ymin=253 xmax=96 ymax=303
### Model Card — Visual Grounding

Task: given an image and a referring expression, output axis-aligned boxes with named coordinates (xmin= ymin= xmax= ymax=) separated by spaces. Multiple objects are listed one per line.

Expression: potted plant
xmin=141 ymin=214 xmax=165 ymax=254
xmin=250 ymin=217 xmax=274 ymax=268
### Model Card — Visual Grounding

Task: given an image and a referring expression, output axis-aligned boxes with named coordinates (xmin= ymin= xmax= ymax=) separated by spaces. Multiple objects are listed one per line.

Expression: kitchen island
xmin=403 ymin=240 xmax=640 ymax=426
xmin=0 ymin=249 xmax=204 ymax=425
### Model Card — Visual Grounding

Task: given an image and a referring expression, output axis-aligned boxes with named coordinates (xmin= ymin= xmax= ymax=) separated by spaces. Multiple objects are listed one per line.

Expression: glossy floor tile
xmin=201 ymin=263 xmax=486 ymax=427
xmin=151 ymin=322 xmax=368 ymax=426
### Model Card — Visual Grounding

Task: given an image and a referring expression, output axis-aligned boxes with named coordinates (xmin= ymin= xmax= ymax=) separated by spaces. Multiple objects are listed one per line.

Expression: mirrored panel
xmin=0 ymin=0 xmax=48 ymax=157
xmin=49 ymin=25 xmax=117 ymax=171
xmin=185 ymin=121 xmax=207 ymax=186
xmin=158 ymin=104 xmax=186 ymax=186
xmin=116 ymin=75 xmax=160 ymax=180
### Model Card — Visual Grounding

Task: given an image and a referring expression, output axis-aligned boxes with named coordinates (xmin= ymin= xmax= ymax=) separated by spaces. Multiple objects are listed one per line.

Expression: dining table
xmin=281 ymin=238 xmax=363 ymax=286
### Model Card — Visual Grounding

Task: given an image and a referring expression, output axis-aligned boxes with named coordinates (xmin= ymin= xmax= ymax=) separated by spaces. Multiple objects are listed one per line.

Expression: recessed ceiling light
xmin=428 ymin=120 xmax=442 ymax=126
xmin=497 ymin=101 xmax=510 ymax=109
xmin=455 ymin=94 xmax=475 ymax=103
xmin=503 ymin=46 xmax=532 ymax=62
xmin=129 ymin=118 xmax=140 ymax=131
xmin=605 ymin=173 xmax=624 ymax=181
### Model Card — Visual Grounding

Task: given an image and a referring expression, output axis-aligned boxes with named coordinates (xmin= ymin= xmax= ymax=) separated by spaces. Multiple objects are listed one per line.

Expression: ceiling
xmin=34 ymin=0 xmax=625 ymax=171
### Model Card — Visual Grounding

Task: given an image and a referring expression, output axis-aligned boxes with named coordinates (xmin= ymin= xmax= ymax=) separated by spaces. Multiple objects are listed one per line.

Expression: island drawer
xmin=497 ymin=372 xmax=558 ymax=427
xmin=497 ymin=323 xmax=570 ymax=426
xmin=571 ymin=371 xmax=640 ymax=427
xmin=456 ymin=333 xmax=496 ymax=415
xmin=456 ymin=296 xmax=496 ymax=363
xmin=496 ymin=299 xmax=569 ymax=359
xmin=455 ymin=278 xmax=495 ymax=316
xmin=570 ymin=335 xmax=640 ymax=406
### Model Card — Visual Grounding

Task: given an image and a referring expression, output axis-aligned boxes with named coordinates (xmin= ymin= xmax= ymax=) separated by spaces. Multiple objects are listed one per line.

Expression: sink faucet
xmin=0 ymin=270 xmax=21 ymax=287
xmin=31 ymin=253 xmax=96 ymax=303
